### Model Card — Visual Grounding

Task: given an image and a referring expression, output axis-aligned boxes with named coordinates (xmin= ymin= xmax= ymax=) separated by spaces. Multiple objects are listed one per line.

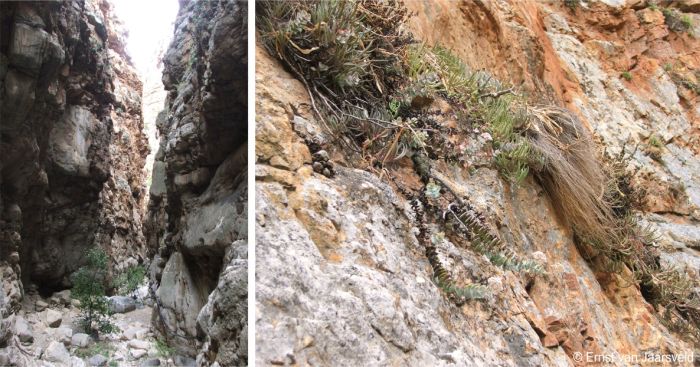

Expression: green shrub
xmin=564 ymin=0 xmax=580 ymax=11
xmin=113 ymin=265 xmax=146 ymax=298
xmin=621 ymin=71 xmax=632 ymax=81
xmin=155 ymin=338 xmax=175 ymax=358
xmin=681 ymin=14 xmax=693 ymax=30
xmin=663 ymin=8 xmax=693 ymax=33
xmin=71 ymin=248 xmax=117 ymax=337
xmin=74 ymin=341 xmax=113 ymax=359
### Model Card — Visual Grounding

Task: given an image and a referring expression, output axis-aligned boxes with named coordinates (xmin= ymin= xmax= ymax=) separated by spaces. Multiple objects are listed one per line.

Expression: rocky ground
xmin=0 ymin=288 xmax=195 ymax=367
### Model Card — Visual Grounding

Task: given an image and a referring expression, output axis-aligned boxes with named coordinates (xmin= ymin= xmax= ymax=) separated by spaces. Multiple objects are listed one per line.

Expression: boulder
xmin=43 ymin=341 xmax=71 ymax=365
xmin=130 ymin=349 xmax=147 ymax=359
xmin=108 ymin=296 xmax=136 ymax=314
xmin=141 ymin=359 xmax=161 ymax=366
xmin=87 ymin=354 xmax=108 ymax=366
xmin=0 ymin=351 xmax=9 ymax=366
xmin=54 ymin=326 xmax=73 ymax=345
xmin=35 ymin=300 xmax=48 ymax=311
xmin=71 ymin=333 xmax=92 ymax=347
xmin=1 ymin=69 xmax=35 ymax=129
xmin=46 ymin=309 xmax=62 ymax=327
xmin=72 ymin=356 xmax=88 ymax=367
xmin=53 ymin=290 xmax=72 ymax=305
xmin=13 ymin=316 xmax=33 ymax=343
xmin=173 ymin=355 xmax=196 ymax=367
xmin=123 ymin=326 xmax=148 ymax=340
xmin=127 ymin=339 xmax=150 ymax=350
xmin=8 ymin=23 xmax=50 ymax=75
xmin=48 ymin=106 xmax=96 ymax=177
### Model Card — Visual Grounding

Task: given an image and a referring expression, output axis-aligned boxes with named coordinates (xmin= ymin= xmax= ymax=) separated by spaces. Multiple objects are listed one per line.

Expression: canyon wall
xmin=147 ymin=0 xmax=248 ymax=365
xmin=256 ymin=0 xmax=699 ymax=366
xmin=0 ymin=0 xmax=147 ymax=344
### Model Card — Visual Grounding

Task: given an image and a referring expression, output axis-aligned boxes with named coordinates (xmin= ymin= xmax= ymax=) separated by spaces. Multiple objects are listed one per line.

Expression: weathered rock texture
xmin=0 ymin=0 xmax=148 ymax=353
xmin=256 ymin=0 xmax=699 ymax=366
xmin=147 ymin=0 xmax=248 ymax=365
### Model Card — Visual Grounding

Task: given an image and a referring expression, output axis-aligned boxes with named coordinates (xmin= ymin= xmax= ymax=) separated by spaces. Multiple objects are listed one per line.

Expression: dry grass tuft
xmin=524 ymin=105 xmax=615 ymax=243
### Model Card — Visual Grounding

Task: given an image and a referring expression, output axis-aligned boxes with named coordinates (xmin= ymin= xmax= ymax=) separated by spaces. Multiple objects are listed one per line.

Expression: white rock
xmin=128 ymin=339 xmax=150 ymax=350
xmin=130 ymin=349 xmax=147 ymax=359
xmin=54 ymin=326 xmax=73 ymax=345
xmin=35 ymin=300 xmax=49 ymax=311
xmin=13 ymin=316 xmax=33 ymax=343
xmin=43 ymin=341 xmax=71 ymax=365
xmin=532 ymin=251 xmax=547 ymax=265
xmin=487 ymin=276 xmax=503 ymax=292
xmin=46 ymin=309 xmax=62 ymax=328
xmin=108 ymin=296 xmax=136 ymax=314
xmin=53 ymin=290 xmax=72 ymax=305
xmin=87 ymin=354 xmax=108 ymax=366
xmin=72 ymin=356 xmax=88 ymax=367
xmin=123 ymin=327 xmax=149 ymax=340
xmin=72 ymin=333 xmax=92 ymax=347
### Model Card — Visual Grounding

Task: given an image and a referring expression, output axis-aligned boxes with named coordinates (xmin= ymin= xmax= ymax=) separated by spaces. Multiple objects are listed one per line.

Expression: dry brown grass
xmin=524 ymin=105 xmax=616 ymax=243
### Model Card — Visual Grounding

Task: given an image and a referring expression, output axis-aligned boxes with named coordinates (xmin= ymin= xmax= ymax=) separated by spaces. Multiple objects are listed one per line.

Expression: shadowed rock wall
xmin=0 ymin=0 xmax=147 ymax=324
xmin=146 ymin=1 xmax=248 ymax=365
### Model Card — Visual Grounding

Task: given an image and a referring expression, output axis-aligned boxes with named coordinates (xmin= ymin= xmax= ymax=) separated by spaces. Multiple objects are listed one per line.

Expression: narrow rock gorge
xmin=148 ymin=0 xmax=248 ymax=366
xmin=256 ymin=0 xmax=699 ymax=366
xmin=0 ymin=0 xmax=248 ymax=366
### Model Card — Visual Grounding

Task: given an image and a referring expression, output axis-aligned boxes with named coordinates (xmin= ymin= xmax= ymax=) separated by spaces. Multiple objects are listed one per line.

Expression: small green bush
xmin=648 ymin=134 xmax=664 ymax=148
xmin=155 ymin=338 xmax=175 ymax=358
xmin=113 ymin=265 xmax=146 ymax=298
xmin=74 ymin=341 xmax=113 ymax=359
xmin=71 ymin=248 xmax=117 ymax=337
xmin=564 ymin=0 xmax=580 ymax=11
xmin=621 ymin=71 xmax=633 ymax=81
xmin=681 ymin=14 xmax=693 ymax=30
xmin=663 ymin=8 xmax=693 ymax=33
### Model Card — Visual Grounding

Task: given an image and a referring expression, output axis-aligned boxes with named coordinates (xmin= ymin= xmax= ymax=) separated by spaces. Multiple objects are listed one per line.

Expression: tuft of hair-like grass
xmin=525 ymin=106 xmax=616 ymax=244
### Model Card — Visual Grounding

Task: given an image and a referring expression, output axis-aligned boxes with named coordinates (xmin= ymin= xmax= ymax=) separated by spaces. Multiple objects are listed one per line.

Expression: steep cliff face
xmin=0 ymin=0 xmax=147 ymax=326
xmin=256 ymin=1 xmax=699 ymax=366
xmin=147 ymin=0 xmax=248 ymax=365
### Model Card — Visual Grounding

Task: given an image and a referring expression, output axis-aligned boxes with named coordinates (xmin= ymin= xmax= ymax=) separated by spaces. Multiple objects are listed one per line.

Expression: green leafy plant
xmin=681 ymin=14 xmax=693 ymax=30
xmin=75 ymin=341 xmax=113 ymax=359
xmin=388 ymin=99 xmax=402 ymax=118
xmin=564 ymin=0 xmax=580 ymax=11
xmin=113 ymin=265 xmax=146 ymax=298
xmin=444 ymin=203 xmax=545 ymax=274
xmin=644 ymin=134 xmax=665 ymax=161
xmin=621 ymin=71 xmax=632 ymax=81
xmin=435 ymin=277 xmax=489 ymax=300
xmin=71 ymin=248 xmax=117 ymax=337
xmin=155 ymin=338 xmax=175 ymax=358
xmin=663 ymin=8 xmax=693 ymax=33
xmin=425 ymin=180 xmax=442 ymax=199
xmin=663 ymin=62 xmax=673 ymax=72
xmin=648 ymin=2 xmax=659 ymax=11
